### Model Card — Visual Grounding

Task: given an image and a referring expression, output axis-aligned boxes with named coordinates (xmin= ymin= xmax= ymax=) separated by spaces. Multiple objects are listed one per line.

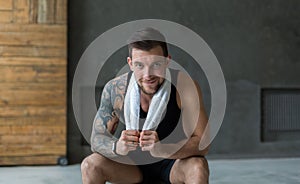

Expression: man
xmin=81 ymin=27 xmax=209 ymax=184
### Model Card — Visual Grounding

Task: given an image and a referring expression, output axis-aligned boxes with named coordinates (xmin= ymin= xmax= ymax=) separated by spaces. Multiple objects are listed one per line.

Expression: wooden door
xmin=0 ymin=0 xmax=67 ymax=165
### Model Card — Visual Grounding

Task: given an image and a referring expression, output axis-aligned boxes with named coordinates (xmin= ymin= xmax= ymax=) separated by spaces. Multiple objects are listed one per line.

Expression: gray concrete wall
xmin=68 ymin=0 xmax=300 ymax=163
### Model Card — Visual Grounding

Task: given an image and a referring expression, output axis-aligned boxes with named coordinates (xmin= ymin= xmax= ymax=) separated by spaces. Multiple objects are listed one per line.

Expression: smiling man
xmin=81 ymin=27 xmax=209 ymax=184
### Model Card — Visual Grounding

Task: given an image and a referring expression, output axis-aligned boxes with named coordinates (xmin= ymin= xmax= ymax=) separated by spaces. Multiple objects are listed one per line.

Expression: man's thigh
xmin=169 ymin=156 xmax=209 ymax=184
xmin=82 ymin=153 xmax=143 ymax=184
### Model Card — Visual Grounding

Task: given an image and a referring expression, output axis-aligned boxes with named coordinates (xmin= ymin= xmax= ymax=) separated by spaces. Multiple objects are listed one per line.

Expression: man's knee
xmin=81 ymin=153 xmax=106 ymax=177
xmin=171 ymin=157 xmax=209 ymax=184
xmin=187 ymin=157 xmax=209 ymax=180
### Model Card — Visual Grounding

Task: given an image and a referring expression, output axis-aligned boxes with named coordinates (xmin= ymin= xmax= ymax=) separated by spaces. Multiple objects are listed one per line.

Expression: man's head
xmin=127 ymin=27 xmax=168 ymax=58
xmin=127 ymin=28 xmax=170 ymax=96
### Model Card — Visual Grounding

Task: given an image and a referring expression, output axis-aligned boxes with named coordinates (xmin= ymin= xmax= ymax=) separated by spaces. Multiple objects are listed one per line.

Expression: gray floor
xmin=0 ymin=158 xmax=299 ymax=184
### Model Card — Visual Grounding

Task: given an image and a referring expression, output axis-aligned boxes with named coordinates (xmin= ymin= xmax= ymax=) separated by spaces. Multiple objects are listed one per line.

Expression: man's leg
xmin=169 ymin=157 xmax=209 ymax=184
xmin=81 ymin=153 xmax=143 ymax=184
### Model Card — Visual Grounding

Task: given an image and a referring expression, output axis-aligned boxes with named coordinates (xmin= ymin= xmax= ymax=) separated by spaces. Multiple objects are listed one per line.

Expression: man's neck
xmin=140 ymin=91 xmax=153 ymax=113
xmin=140 ymin=91 xmax=153 ymax=102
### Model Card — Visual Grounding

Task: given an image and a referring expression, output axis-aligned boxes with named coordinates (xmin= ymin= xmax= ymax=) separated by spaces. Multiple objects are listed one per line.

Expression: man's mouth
xmin=141 ymin=78 xmax=158 ymax=85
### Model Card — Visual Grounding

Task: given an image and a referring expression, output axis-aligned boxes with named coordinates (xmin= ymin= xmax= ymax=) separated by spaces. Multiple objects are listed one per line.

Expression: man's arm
xmin=150 ymin=71 xmax=209 ymax=159
xmin=91 ymin=73 xmax=140 ymax=157
xmin=90 ymin=80 xmax=119 ymax=157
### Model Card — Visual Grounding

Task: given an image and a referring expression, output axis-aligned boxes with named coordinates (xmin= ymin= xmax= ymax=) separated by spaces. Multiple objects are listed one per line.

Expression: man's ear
xmin=127 ymin=57 xmax=134 ymax=71
xmin=166 ymin=55 xmax=171 ymax=66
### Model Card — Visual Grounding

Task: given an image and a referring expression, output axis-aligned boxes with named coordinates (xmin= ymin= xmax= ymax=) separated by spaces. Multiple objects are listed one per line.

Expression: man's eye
xmin=135 ymin=63 xmax=143 ymax=69
xmin=153 ymin=62 xmax=162 ymax=69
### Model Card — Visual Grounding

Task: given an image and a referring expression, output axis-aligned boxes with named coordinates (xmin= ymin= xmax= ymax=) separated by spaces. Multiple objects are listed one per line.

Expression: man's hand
xmin=139 ymin=130 xmax=159 ymax=151
xmin=116 ymin=130 xmax=140 ymax=155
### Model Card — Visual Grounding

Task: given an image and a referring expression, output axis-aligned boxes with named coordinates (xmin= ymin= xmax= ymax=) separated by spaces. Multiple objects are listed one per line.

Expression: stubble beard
xmin=138 ymin=79 xmax=163 ymax=96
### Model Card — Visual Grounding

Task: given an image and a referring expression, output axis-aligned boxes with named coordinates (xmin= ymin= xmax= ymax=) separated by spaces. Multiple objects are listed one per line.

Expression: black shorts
xmin=138 ymin=159 xmax=176 ymax=184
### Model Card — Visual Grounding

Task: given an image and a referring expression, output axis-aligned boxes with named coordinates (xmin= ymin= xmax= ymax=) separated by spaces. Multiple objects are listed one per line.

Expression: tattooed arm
xmin=90 ymin=74 xmax=127 ymax=158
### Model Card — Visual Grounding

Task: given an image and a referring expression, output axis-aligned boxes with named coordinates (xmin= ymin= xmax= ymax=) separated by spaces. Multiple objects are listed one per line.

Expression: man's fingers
xmin=121 ymin=130 xmax=140 ymax=142
xmin=140 ymin=135 xmax=155 ymax=141
xmin=140 ymin=131 xmax=156 ymax=139
xmin=139 ymin=134 xmax=157 ymax=144
xmin=119 ymin=130 xmax=159 ymax=153
xmin=124 ymin=130 xmax=140 ymax=136
xmin=123 ymin=135 xmax=139 ymax=142
xmin=141 ymin=130 xmax=152 ymax=135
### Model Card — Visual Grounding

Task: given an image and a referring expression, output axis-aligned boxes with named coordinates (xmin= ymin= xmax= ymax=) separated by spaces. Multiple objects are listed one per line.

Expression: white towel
xmin=124 ymin=69 xmax=171 ymax=130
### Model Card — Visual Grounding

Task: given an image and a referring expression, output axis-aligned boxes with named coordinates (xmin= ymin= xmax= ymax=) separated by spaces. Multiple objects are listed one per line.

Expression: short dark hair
xmin=127 ymin=27 xmax=168 ymax=58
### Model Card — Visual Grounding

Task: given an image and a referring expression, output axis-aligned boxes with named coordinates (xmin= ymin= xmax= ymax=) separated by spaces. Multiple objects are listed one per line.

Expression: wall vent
xmin=261 ymin=89 xmax=300 ymax=142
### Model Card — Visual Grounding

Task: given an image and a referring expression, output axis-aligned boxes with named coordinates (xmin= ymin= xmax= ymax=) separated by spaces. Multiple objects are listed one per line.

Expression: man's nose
xmin=143 ymin=66 xmax=153 ymax=78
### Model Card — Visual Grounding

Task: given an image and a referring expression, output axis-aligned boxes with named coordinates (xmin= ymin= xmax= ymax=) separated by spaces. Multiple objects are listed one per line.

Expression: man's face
xmin=127 ymin=46 xmax=169 ymax=96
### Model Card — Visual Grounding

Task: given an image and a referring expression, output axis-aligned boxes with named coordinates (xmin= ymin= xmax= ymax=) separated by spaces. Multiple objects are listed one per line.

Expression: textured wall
xmin=68 ymin=0 xmax=300 ymax=163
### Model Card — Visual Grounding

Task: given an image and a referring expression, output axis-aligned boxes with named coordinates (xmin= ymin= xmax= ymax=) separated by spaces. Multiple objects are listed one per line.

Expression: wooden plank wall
xmin=0 ymin=0 xmax=67 ymax=165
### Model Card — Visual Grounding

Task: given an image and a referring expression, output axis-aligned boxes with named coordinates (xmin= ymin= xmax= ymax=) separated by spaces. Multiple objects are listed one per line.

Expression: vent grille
xmin=262 ymin=89 xmax=300 ymax=142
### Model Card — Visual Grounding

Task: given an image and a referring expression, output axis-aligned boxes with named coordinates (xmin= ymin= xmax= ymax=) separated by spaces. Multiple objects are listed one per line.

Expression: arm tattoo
xmin=90 ymin=73 xmax=127 ymax=157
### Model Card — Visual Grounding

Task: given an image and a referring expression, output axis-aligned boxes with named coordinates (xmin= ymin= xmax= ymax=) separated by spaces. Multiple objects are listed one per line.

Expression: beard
xmin=138 ymin=78 xmax=163 ymax=96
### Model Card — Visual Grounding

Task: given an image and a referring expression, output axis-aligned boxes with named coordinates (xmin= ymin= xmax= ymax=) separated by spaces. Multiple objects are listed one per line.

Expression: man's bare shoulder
xmin=176 ymin=71 xmax=202 ymax=106
xmin=105 ymin=72 xmax=130 ymax=110
xmin=107 ymin=72 xmax=129 ymax=90
xmin=176 ymin=71 xmax=200 ymax=91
